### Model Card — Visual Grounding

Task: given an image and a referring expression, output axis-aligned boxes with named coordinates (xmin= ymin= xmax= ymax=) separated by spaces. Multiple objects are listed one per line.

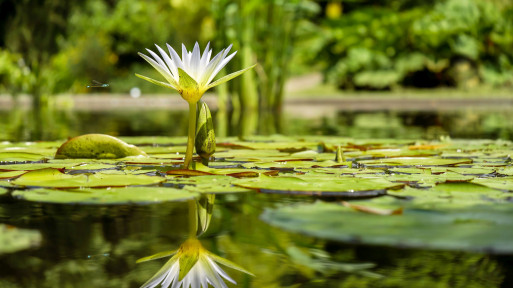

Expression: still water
xmin=1 ymin=107 xmax=513 ymax=142
xmin=1 ymin=193 xmax=511 ymax=287
xmin=1 ymin=107 xmax=513 ymax=287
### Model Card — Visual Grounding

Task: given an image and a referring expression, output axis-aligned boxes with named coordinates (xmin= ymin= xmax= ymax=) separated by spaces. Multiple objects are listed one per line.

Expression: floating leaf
xmin=0 ymin=161 xmax=116 ymax=171
xmin=242 ymin=160 xmax=349 ymax=170
xmin=233 ymin=174 xmax=402 ymax=196
xmin=358 ymin=157 xmax=472 ymax=167
xmin=0 ymin=187 xmax=7 ymax=195
xmin=0 ymin=170 xmax=26 ymax=179
xmin=55 ymin=134 xmax=147 ymax=159
xmin=0 ymin=151 xmax=47 ymax=162
xmin=11 ymin=168 xmax=163 ymax=188
xmin=166 ymin=175 xmax=253 ymax=194
xmin=261 ymin=200 xmax=513 ymax=253
xmin=12 ymin=187 xmax=197 ymax=204
xmin=472 ymin=177 xmax=513 ymax=192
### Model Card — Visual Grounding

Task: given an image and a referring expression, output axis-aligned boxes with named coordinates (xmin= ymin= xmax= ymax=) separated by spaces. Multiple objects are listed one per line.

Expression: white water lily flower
xmin=136 ymin=42 xmax=255 ymax=103
xmin=139 ymin=238 xmax=254 ymax=288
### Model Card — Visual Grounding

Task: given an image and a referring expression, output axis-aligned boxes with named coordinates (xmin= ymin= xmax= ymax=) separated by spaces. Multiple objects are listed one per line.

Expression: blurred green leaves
xmin=319 ymin=0 xmax=513 ymax=89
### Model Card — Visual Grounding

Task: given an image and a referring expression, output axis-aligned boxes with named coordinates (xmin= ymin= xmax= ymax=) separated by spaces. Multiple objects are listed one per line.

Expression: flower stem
xmin=184 ymin=102 xmax=197 ymax=169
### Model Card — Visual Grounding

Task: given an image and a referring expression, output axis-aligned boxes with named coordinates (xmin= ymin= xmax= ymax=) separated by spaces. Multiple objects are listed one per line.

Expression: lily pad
xmin=233 ymin=174 xmax=402 ymax=196
xmin=242 ymin=160 xmax=349 ymax=170
xmin=471 ymin=177 xmax=513 ymax=192
xmin=0 ymin=224 xmax=42 ymax=254
xmin=357 ymin=157 xmax=472 ymax=167
xmin=12 ymin=187 xmax=198 ymax=204
xmin=166 ymin=175 xmax=253 ymax=194
xmin=0 ymin=151 xmax=47 ymax=162
xmin=261 ymin=200 xmax=513 ymax=253
xmin=0 ymin=161 xmax=117 ymax=171
xmin=0 ymin=170 xmax=26 ymax=179
xmin=55 ymin=134 xmax=147 ymax=159
xmin=0 ymin=187 xmax=7 ymax=195
xmin=11 ymin=168 xmax=164 ymax=188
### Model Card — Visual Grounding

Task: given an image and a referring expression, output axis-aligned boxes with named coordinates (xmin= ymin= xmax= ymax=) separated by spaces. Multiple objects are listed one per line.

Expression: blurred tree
xmin=315 ymin=0 xmax=513 ymax=90
xmin=210 ymin=0 xmax=320 ymax=136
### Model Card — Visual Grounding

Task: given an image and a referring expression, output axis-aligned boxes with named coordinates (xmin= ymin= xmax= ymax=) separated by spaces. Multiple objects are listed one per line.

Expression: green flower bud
xmin=195 ymin=101 xmax=216 ymax=165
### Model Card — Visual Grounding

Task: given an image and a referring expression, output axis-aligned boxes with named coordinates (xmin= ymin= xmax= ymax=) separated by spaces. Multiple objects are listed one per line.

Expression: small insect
xmin=86 ymin=80 xmax=110 ymax=88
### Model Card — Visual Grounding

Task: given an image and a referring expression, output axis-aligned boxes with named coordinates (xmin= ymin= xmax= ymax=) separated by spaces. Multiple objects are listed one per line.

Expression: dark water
xmin=1 ymin=193 xmax=512 ymax=288
xmin=1 ymin=107 xmax=513 ymax=287
xmin=2 ymin=107 xmax=513 ymax=141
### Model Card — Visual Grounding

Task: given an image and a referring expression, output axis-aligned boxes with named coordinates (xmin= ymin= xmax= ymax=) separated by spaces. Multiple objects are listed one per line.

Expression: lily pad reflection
xmin=0 ymin=224 xmax=42 ymax=254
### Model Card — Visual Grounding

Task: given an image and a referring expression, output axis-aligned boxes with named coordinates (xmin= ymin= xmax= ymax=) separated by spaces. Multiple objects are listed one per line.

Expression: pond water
xmin=1 ymin=193 xmax=512 ymax=287
xmin=1 ymin=107 xmax=513 ymax=142
xmin=1 ymin=106 xmax=513 ymax=287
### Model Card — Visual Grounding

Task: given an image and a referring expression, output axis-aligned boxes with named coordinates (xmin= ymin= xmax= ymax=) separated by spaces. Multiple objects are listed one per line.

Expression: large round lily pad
xmin=233 ymin=175 xmax=403 ymax=196
xmin=261 ymin=199 xmax=513 ymax=253
xmin=12 ymin=187 xmax=198 ymax=204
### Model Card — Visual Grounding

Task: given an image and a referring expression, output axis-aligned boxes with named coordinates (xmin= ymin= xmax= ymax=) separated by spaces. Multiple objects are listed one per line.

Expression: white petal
xmin=182 ymin=43 xmax=191 ymax=69
xmin=146 ymin=48 xmax=171 ymax=75
xmin=164 ymin=264 xmax=179 ymax=287
xmin=199 ymin=42 xmax=211 ymax=68
xmin=167 ymin=43 xmax=185 ymax=71
xmin=138 ymin=52 xmax=176 ymax=85
xmin=190 ymin=42 xmax=201 ymax=80
xmin=207 ymin=51 xmax=237 ymax=85
xmin=140 ymin=258 xmax=178 ymax=288
xmin=199 ymin=51 xmax=225 ymax=86
xmin=155 ymin=44 xmax=179 ymax=81
xmin=208 ymin=257 xmax=236 ymax=284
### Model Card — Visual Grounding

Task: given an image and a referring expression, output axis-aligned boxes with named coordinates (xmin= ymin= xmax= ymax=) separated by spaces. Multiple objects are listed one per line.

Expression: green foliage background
xmin=1 ymin=0 xmax=512 ymax=97
xmin=316 ymin=0 xmax=513 ymax=89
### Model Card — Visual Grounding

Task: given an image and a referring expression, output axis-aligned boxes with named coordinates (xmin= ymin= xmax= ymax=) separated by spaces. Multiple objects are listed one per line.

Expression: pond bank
xmin=2 ymin=93 xmax=513 ymax=115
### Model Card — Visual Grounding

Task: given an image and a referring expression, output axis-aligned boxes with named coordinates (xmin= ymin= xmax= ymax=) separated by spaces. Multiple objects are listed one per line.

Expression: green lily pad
xmin=11 ymin=168 xmax=164 ymax=188
xmin=55 ymin=134 xmax=148 ymax=159
xmin=261 ymin=200 xmax=513 ymax=253
xmin=471 ymin=177 xmax=513 ymax=192
xmin=0 ymin=161 xmax=117 ymax=171
xmin=387 ymin=183 xmax=510 ymax=205
xmin=242 ymin=160 xmax=349 ymax=170
xmin=432 ymin=167 xmax=496 ymax=176
xmin=0 ymin=147 xmax=57 ymax=157
xmin=0 ymin=187 xmax=7 ymax=195
xmin=385 ymin=172 xmax=474 ymax=188
xmin=0 ymin=224 xmax=42 ymax=254
xmin=12 ymin=186 xmax=198 ymax=204
xmin=166 ymin=175 xmax=253 ymax=194
xmin=0 ymin=170 xmax=26 ymax=179
xmin=0 ymin=151 xmax=47 ymax=162
xmin=358 ymin=157 xmax=472 ymax=167
xmin=233 ymin=174 xmax=402 ymax=196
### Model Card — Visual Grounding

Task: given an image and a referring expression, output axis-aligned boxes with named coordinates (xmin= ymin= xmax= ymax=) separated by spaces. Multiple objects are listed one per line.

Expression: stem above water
xmin=184 ymin=102 xmax=197 ymax=169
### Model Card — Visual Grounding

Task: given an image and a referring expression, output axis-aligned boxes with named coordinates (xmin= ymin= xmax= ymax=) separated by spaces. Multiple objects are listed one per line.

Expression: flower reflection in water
xmin=138 ymin=195 xmax=253 ymax=288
